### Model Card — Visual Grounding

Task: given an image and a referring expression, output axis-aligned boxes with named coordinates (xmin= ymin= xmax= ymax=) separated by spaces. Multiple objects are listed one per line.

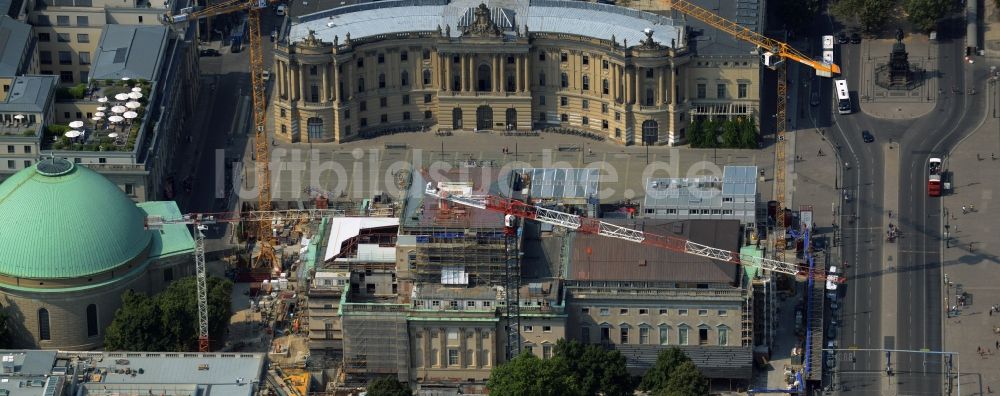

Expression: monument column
xmin=444 ymin=53 xmax=451 ymax=91
xmin=321 ymin=64 xmax=329 ymax=102
xmin=522 ymin=53 xmax=530 ymax=92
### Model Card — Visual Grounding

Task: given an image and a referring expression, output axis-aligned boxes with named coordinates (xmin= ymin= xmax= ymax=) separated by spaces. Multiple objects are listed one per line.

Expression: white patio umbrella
xmin=92 ymin=116 xmax=103 ymax=121
xmin=69 ymin=120 xmax=85 ymax=129
xmin=97 ymin=97 xmax=108 ymax=103
xmin=114 ymin=93 xmax=130 ymax=101
xmin=128 ymin=91 xmax=143 ymax=100
xmin=96 ymin=106 xmax=107 ymax=111
xmin=108 ymin=115 xmax=125 ymax=123
xmin=111 ymin=106 xmax=127 ymax=114
xmin=64 ymin=130 xmax=82 ymax=138
xmin=121 ymin=77 xmax=130 ymax=81
xmin=13 ymin=114 xmax=24 ymax=120
xmin=123 ymin=111 xmax=139 ymax=120
xmin=94 ymin=112 xmax=106 ymax=117
xmin=108 ymin=132 xmax=119 ymax=138
xmin=131 ymin=87 xmax=142 ymax=93
xmin=125 ymin=101 xmax=141 ymax=109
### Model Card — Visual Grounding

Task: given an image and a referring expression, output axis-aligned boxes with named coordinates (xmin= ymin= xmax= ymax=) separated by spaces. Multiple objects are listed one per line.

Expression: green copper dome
xmin=0 ymin=158 xmax=152 ymax=279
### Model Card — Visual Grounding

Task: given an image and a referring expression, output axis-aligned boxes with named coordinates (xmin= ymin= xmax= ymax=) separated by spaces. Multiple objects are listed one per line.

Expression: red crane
xmin=425 ymin=183 xmax=841 ymax=283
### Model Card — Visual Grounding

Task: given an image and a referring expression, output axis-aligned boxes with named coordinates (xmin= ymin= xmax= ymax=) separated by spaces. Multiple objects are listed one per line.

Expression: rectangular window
xmin=357 ymin=58 xmax=364 ymax=67
xmin=601 ymin=103 xmax=608 ymax=113
xmin=6 ymin=160 xmax=13 ymax=169
xmin=659 ymin=309 xmax=668 ymax=315
xmin=38 ymin=33 xmax=50 ymax=42
xmin=539 ymin=52 xmax=546 ymax=61
xmin=620 ymin=308 xmax=628 ymax=315
xmin=424 ymin=110 xmax=432 ymax=119
xmin=581 ymin=327 xmax=590 ymax=344
xmin=560 ymin=52 xmax=568 ymax=62
xmin=620 ymin=327 xmax=629 ymax=344
xmin=24 ymin=146 xmax=31 ymax=153
xmin=719 ymin=328 xmax=728 ymax=345
xmin=599 ymin=308 xmax=609 ymax=316
xmin=581 ymin=307 xmax=589 ymax=314
xmin=56 ymin=15 xmax=69 ymax=26
xmin=614 ymin=112 xmax=621 ymax=121
xmin=23 ymin=160 xmax=30 ymax=168
xmin=402 ymin=111 xmax=410 ymax=120
xmin=639 ymin=327 xmax=649 ymax=344
xmin=523 ymin=325 xmax=533 ymax=332
xmin=560 ymin=96 xmax=567 ymax=106
xmin=402 ymin=94 xmax=410 ymax=104
xmin=659 ymin=327 xmax=669 ymax=345
xmin=639 ymin=309 xmax=648 ymax=315
xmin=697 ymin=84 xmax=706 ymax=99
xmin=380 ymin=114 xmax=388 ymax=123
xmin=400 ymin=51 xmax=408 ymax=61
xmin=679 ymin=309 xmax=688 ymax=316
xmin=738 ymin=83 xmax=748 ymax=98
xmin=698 ymin=309 xmax=708 ymax=316
xmin=582 ymin=116 xmax=588 ymax=125
xmin=718 ymin=310 xmax=728 ymax=316
xmin=582 ymin=99 xmax=589 ymax=109
xmin=582 ymin=55 xmax=589 ymax=65
xmin=360 ymin=101 xmax=367 ymax=111
xmin=124 ymin=184 xmax=134 ymax=196
xmin=542 ymin=344 xmax=552 ymax=359
xmin=36 ymin=15 xmax=50 ymax=26
xmin=377 ymin=53 xmax=385 ymax=64
xmin=717 ymin=84 xmax=726 ymax=99
xmin=77 ymin=33 xmax=89 ymax=43
xmin=543 ymin=326 xmax=551 ymax=332
xmin=424 ymin=94 xmax=432 ymax=103
xmin=601 ymin=120 xmax=608 ymax=129
xmin=58 ymin=51 xmax=72 ymax=65
xmin=79 ymin=52 xmax=90 ymax=65
xmin=380 ymin=97 xmax=387 ymax=107
xmin=602 ymin=60 xmax=609 ymax=69
xmin=679 ymin=327 xmax=689 ymax=345
xmin=466 ymin=301 xmax=476 ymax=307
xmin=59 ymin=71 xmax=73 ymax=83
xmin=360 ymin=118 xmax=367 ymax=127
xmin=448 ymin=349 xmax=458 ymax=366
xmin=76 ymin=16 xmax=88 ymax=26
xmin=57 ymin=33 xmax=70 ymax=42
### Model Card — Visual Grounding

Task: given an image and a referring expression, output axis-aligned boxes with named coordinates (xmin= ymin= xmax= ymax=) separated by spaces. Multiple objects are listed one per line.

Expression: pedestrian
xmin=995 ymin=340 xmax=998 ymax=350
xmin=889 ymin=210 xmax=892 ymax=218
xmin=963 ymin=206 xmax=968 ymax=214
xmin=818 ymin=149 xmax=824 ymax=156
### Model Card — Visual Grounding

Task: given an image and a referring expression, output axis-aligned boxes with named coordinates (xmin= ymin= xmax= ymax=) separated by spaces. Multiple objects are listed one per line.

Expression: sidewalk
xmin=941 ymin=96 xmax=1000 ymax=396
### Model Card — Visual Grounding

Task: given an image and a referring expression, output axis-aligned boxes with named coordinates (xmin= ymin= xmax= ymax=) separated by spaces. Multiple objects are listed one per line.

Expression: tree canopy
xmin=903 ymin=0 xmax=952 ymax=32
xmin=831 ymin=0 xmax=895 ymax=35
xmin=688 ymin=117 xmax=757 ymax=149
xmin=639 ymin=348 xmax=709 ymax=396
xmin=366 ymin=376 xmax=412 ymax=396
xmin=487 ymin=339 xmax=636 ymax=396
xmin=0 ymin=309 xmax=11 ymax=348
xmin=104 ymin=276 xmax=233 ymax=351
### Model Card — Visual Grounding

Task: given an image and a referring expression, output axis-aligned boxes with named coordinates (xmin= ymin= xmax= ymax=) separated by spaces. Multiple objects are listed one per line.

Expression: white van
xmin=826 ymin=266 xmax=839 ymax=301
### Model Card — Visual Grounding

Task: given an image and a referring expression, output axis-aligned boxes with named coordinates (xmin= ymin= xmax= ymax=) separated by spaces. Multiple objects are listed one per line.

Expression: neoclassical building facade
xmin=272 ymin=0 xmax=760 ymax=146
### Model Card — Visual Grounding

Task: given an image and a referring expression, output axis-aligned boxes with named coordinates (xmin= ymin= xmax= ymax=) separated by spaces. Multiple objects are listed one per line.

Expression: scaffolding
xmin=503 ymin=232 xmax=522 ymax=359
xmin=405 ymin=226 xmax=510 ymax=286
xmin=340 ymin=301 xmax=410 ymax=382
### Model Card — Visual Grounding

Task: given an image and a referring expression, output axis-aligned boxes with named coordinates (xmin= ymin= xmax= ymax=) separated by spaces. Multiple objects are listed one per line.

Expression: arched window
xmin=602 ymin=79 xmax=610 ymax=95
xmin=422 ymin=49 xmax=431 ymax=60
xmin=582 ymin=75 xmax=590 ymax=91
xmin=560 ymin=73 xmax=568 ymax=88
xmin=307 ymin=117 xmax=324 ymax=140
xmin=357 ymin=78 xmax=365 ymax=92
xmin=423 ymin=69 xmax=432 ymax=85
xmin=539 ymin=72 xmax=546 ymax=87
xmin=378 ymin=73 xmax=386 ymax=88
xmin=38 ymin=308 xmax=50 ymax=340
xmin=86 ymin=304 xmax=98 ymax=337
xmin=401 ymin=71 xmax=409 ymax=86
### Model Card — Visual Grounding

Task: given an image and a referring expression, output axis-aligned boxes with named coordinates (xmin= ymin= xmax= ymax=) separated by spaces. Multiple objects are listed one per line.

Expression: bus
xmin=230 ymin=15 xmax=249 ymax=53
xmin=835 ymin=79 xmax=851 ymax=114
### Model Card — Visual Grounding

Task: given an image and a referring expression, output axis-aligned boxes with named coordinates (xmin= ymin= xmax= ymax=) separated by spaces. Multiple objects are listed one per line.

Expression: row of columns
xmin=419 ymin=328 xmax=489 ymax=368
xmin=438 ymin=53 xmax=530 ymax=93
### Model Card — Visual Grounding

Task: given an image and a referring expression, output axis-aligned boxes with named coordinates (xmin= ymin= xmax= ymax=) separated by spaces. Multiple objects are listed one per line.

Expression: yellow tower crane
xmin=664 ymin=0 xmax=840 ymax=258
xmin=163 ymin=0 xmax=278 ymax=271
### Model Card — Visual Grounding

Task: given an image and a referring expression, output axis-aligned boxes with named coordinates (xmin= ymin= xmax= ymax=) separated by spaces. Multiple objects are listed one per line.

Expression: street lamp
xmin=944 ymin=225 xmax=950 ymax=249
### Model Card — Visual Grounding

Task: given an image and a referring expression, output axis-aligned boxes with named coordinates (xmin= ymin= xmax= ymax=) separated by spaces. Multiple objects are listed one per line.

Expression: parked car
xmin=261 ymin=70 xmax=271 ymax=82
xmin=862 ymin=130 xmax=874 ymax=143
xmin=199 ymin=48 xmax=221 ymax=57
xmin=850 ymin=33 xmax=862 ymax=44
xmin=836 ymin=32 xmax=849 ymax=44
xmin=827 ymin=326 xmax=838 ymax=340
xmin=275 ymin=4 xmax=286 ymax=16
xmin=826 ymin=352 xmax=837 ymax=369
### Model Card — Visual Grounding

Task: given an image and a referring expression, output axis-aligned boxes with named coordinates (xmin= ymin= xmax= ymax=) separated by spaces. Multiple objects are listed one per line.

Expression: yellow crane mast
xmin=163 ymin=0 xmax=278 ymax=272
xmin=664 ymin=0 xmax=840 ymax=258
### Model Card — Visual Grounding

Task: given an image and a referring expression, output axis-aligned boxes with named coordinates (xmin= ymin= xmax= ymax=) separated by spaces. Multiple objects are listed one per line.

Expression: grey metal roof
xmin=292 ymin=0 xmax=682 ymax=48
xmin=566 ymin=219 xmax=740 ymax=284
xmin=0 ymin=351 xmax=57 ymax=376
xmin=721 ymin=165 xmax=757 ymax=196
xmin=0 ymin=16 xmax=32 ymax=76
xmin=0 ymin=75 xmax=57 ymax=113
xmin=414 ymin=284 xmax=497 ymax=300
xmin=521 ymin=168 xmax=599 ymax=200
xmin=674 ymin=0 xmax=759 ymax=56
xmin=90 ymin=25 xmax=168 ymax=81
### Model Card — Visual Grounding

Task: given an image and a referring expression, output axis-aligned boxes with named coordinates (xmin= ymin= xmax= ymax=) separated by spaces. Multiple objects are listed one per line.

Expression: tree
xmin=737 ymin=117 xmax=759 ymax=149
xmin=366 ymin=376 xmax=411 ymax=396
xmin=552 ymin=339 xmax=634 ymax=396
xmin=487 ymin=352 xmax=581 ymax=396
xmin=721 ymin=119 xmax=741 ymax=148
xmin=105 ymin=276 xmax=233 ymax=351
xmin=660 ymin=361 xmax=709 ymax=396
xmin=0 ymin=310 xmax=11 ymax=348
xmin=831 ymin=0 xmax=896 ymax=34
xmin=904 ymin=0 xmax=951 ymax=32
xmin=639 ymin=347 xmax=691 ymax=392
